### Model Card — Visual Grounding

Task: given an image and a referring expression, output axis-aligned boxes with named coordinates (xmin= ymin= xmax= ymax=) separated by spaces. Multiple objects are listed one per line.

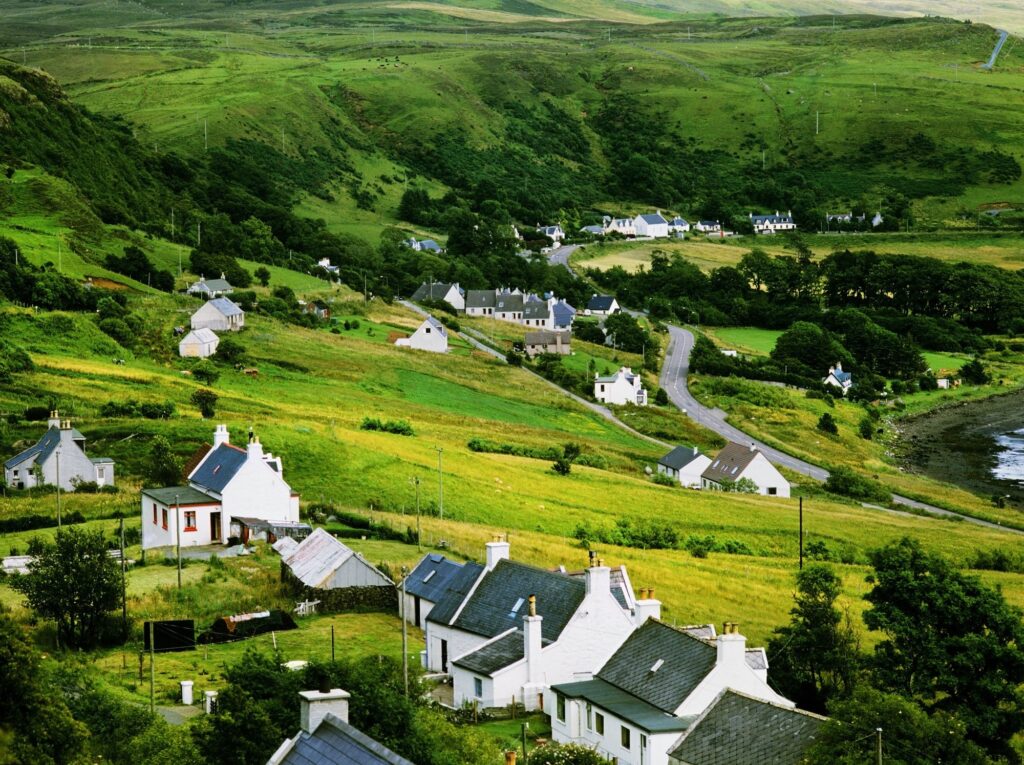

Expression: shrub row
xmin=99 ymin=399 xmax=176 ymax=419
xmin=360 ymin=417 xmax=415 ymax=436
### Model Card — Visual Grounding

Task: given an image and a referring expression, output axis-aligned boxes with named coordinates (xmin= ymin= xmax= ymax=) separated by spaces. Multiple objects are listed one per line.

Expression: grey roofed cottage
xmin=413 ymin=559 xmax=485 ymax=627
xmin=179 ymin=327 xmax=219 ymax=358
xmin=269 ymin=712 xmax=414 ymax=765
xmin=525 ymin=329 xmax=570 ymax=357
xmin=586 ymin=294 xmax=619 ymax=313
xmin=668 ymin=689 xmax=826 ymax=765
xmin=700 ymin=442 xmax=761 ymax=485
xmin=418 ymin=238 xmax=442 ymax=252
xmin=495 ymin=292 xmax=525 ymax=313
xmin=187 ymin=274 xmax=233 ymax=297
xmin=4 ymin=411 xmax=114 ymax=491
xmin=191 ymin=297 xmax=245 ymax=332
xmin=552 ymin=299 xmax=576 ymax=328
xmin=282 ymin=528 xmax=394 ymax=590
xmin=658 ymin=446 xmax=704 ymax=472
xmin=465 ymin=289 xmax=497 ymax=310
xmin=638 ymin=212 xmax=668 ymax=224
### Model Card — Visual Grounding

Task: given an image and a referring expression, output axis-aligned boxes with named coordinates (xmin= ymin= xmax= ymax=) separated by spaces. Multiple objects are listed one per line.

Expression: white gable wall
xmin=551 ymin=697 xmax=677 ymax=765
xmin=738 ymin=453 xmax=791 ymax=498
xmin=191 ymin=302 xmax=244 ymax=332
xmin=217 ymin=452 xmax=298 ymax=540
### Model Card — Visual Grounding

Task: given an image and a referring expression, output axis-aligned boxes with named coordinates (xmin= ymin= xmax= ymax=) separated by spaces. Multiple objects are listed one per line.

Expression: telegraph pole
xmin=435 ymin=447 xmax=444 ymax=520
xmin=412 ymin=477 xmax=422 ymax=551
xmin=876 ymin=728 xmax=883 ymax=765
xmin=401 ymin=566 xmax=409 ymax=696
xmin=798 ymin=496 xmax=804 ymax=570
xmin=120 ymin=516 xmax=128 ymax=636
xmin=149 ymin=635 xmax=156 ymax=714
xmin=55 ymin=447 xmax=62 ymax=528
xmin=175 ymin=493 xmax=182 ymax=589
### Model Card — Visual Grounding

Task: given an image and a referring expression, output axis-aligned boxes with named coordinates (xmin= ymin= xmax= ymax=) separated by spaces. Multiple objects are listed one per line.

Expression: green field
xmin=704 ymin=326 xmax=783 ymax=356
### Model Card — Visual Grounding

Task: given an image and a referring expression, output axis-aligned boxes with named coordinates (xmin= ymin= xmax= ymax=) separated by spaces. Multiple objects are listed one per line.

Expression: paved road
xmin=548 ymin=244 xmax=581 ymax=276
xmin=982 ymin=29 xmax=1009 ymax=70
xmin=661 ymin=325 xmax=1022 ymax=534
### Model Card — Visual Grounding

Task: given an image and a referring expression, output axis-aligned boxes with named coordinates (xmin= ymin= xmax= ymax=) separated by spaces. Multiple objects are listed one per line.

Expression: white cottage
xmin=4 ymin=411 xmax=114 ymax=491
xmin=749 ymin=211 xmax=797 ymax=235
xmin=186 ymin=274 xmax=233 ymax=298
xmin=602 ymin=217 xmax=636 ymax=237
xmin=179 ymin=327 xmax=219 ymax=358
xmin=823 ymin=362 xmax=852 ymax=395
xmin=191 ymin=297 xmax=245 ymax=332
xmin=701 ymin=442 xmax=790 ymax=498
xmin=656 ymin=446 xmax=711 ymax=489
xmin=585 ymin=295 xmax=620 ymax=316
xmin=402 ymin=553 xmax=483 ymax=630
xmin=141 ymin=425 xmax=300 ymax=550
xmin=425 ymin=541 xmax=651 ymax=712
xmin=594 ymin=367 xmax=647 ymax=407
xmin=411 ymin=282 xmax=465 ymax=312
xmin=550 ymin=621 xmax=791 ymax=765
xmin=395 ymin=316 xmax=448 ymax=353
xmin=633 ymin=212 xmax=669 ymax=239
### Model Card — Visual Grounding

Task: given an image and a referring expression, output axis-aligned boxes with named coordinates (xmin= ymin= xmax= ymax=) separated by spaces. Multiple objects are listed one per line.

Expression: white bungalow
xmin=539 ymin=224 xmax=565 ymax=244
xmin=4 ymin=411 xmax=114 ymax=491
xmin=395 ymin=316 xmax=448 ymax=353
xmin=656 ymin=446 xmax=711 ymax=489
xmin=191 ymin=297 xmax=245 ymax=332
xmin=141 ymin=425 xmax=300 ymax=550
xmin=594 ymin=367 xmax=647 ymax=407
xmin=179 ymin=327 xmax=219 ymax=358
xmin=749 ymin=211 xmax=797 ymax=235
xmin=186 ymin=274 xmax=233 ymax=298
xmin=822 ymin=362 xmax=852 ymax=395
xmin=633 ymin=212 xmax=670 ymax=239
xmin=701 ymin=442 xmax=790 ymax=498
xmin=410 ymin=281 xmax=465 ymax=312
xmin=602 ymin=217 xmax=636 ymax=237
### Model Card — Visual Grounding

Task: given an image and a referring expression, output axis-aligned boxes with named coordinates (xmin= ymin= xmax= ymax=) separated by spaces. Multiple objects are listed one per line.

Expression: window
xmin=768 ymin=487 xmax=777 ymax=496
xmin=474 ymin=677 xmax=483 ymax=698
xmin=97 ymin=467 xmax=105 ymax=480
xmin=641 ymin=734 xmax=647 ymax=750
xmin=184 ymin=511 xmax=197 ymax=531
xmin=620 ymin=726 xmax=631 ymax=749
xmin=425 ymin=327 xmax=431 ymax=334
xmin=595 ymin=712 xmax=604 ymax=735
xmin=556 ymin=694 xmax=566 ymax=722
xmin=152 ymin=503 xmax=158 ymax=525
xmin=162 ymin=508 xmax=168 ymax=530
xmin=586 ymin=703 xmax=593 ymax=730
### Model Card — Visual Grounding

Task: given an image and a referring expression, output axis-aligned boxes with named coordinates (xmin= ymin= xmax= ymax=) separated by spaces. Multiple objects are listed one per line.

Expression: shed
xmin=283 ymin=528 xmax=394 ymax=589
xmin=178 ymin=327 xmax=219 ymax=358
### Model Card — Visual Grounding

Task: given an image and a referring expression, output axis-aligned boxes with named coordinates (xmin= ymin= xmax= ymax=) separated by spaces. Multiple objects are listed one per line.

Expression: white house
xmin=395 ymin=315 xmax=448 ymax=353
xmin=822 ymin=362 xmax=852 ymax=395
xmin=550 ymin=621 xmax=792 ymax=765
xmin=694 ymin=220 xmax=721 ymax=234
xmin=826 ymin=211 xmax=854 ymax=225
xmin=494 ymin=291 xmax=526 ymax=323
xmin=749 ymin=211 xmax=797 ymax=235
xmin=282 ymin=528 xmax=393 ymax=590
xmin=179 ymin=327 xmax=219 ymax=358
xmin=141 ymin=425 xmax=300 ymax=550
xmin=465 ymin=289 xmax=497 ymax=317
xmin=872 ymin=211 xmax=884 ymax=228
xmin=539 ymin=224 xmax=565 ymax=244
xmin=425 ymin=541 xmax=652 ymax=712
xmin=402 ymin=238 xmax=444 ymax=253
xmin=186 ymin=274 xmax=233 ymax=298
xmin=668 ymin=217 xmax=690 ymax=236
xmin=668 ymin=689 xmax=826 ymax=765
xmin=402 ymin=554 xmax=484 ymax=630
xmin=410 ymin=282 xmax=464 ymax=312
xmin=585 ymin=295 xmax=620 ymax=316
xmin=4 ymin=411 xmax=114 ymax=491
xmin=603 ymin=217 xmax=636 ymax=237
xmin=594 ymin=367 xmax=647 ymax=407
xmin=701 ymin=442 xmax=790 ymax=498
xmin=317 ymin=258 xmax=339 ymax=275
xmin=522 ymin=299 xmax=554 ymax=329
xmin=191 ymin=297 xmax=245 ymax=332
xmin=633 ymin=212 xmax=669 ymax=239
xmin=656 ymin=446 xmax=711 ymax=489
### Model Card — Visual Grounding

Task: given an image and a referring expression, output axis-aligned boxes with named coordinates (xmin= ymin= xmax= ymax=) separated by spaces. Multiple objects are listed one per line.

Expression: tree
xmin=215 ymin=337 xmax=247 ymax=366
xmin=806 ymin=687 xmax=990 ymax=765
xmin=766 ymin=564 xmax=860 ymax=713
xmin=553 ymin=442 xmax=581 ymax=476
xmin=959 ymin=358 xmax=991 ymax=385
xmin=191 ymin=361 xmax=220 ymax=385
xmin=190 ymin=388 xmax=219 ymax=418
xmin=858 ymin=416 xmax=874 ymax=440
xmin=11 ymin=528 xmax=123 ymax=648
xmin=772 ymin=321 xmax=852 ymax=378
xmin=254 ymin=266 xmax=271 ymax=287
xmin=654 ymin=387 xmax=669 ymax=406
xmin=192 ymin=685 xmax=281 ymax=765
xmin=147 ymin=436 xmax=181 ymax=486
xmin=817 ymin=412 xmax=838 ymax=435
xmin=864 ymin=537 xmax=1024 ymax=760
xmin=603 ymin=312 xmax=646 ymax=354
xmin=733 ymin=477 xmax=759 ymax=494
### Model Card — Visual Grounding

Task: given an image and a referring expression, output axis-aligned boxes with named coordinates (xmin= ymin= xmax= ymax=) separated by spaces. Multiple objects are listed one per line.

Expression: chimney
xmin=524 ymin=594 xmax=543 ymax=684
xmin=247 ymin=436 xmax=264 ymax=460
xmin=749 ymin=442 xmax=756 ymax=453
xmin=48 ymin=410 xmax=60 ymax=429
xmin=61 ymin=419 xmax=72 ymax=431
xmin=485 ymin=536 xmax=510 ymax=571
xmin=716 ymin=622 xmax=746 ymax=667
xmin=505 ymin=751 xmax=517 ymax=765
xmin=585 ymin=559 xmax=610 ymax=597
xmin=213 ymin=424 xmax=230 ymax=448
xmin=634 ymin=586 xmax=661 ymax=626
xmin=299 ymin=688 xmax=350 ymax=733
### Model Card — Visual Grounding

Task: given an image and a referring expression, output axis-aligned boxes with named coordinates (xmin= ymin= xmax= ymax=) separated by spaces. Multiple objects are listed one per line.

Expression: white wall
xmin=551 ymin=697 xmax=677 ymax=765
xmin=325 ymin=555 xmax=393 ymax=588
xmin=402 ymin=320 xmax=448 ymax=353
xmin=179 ymin=335 xmax=218 ymax=358
xmin=443 ymin=287 xmax=465 ymax=312
xmin=678 ymin=455 xmax=711 ymax=488
xmin=739 ymin=453 xmax=791 ymax=498
xmin=402 ymin=593 xmax=435 ymax=629
xmin=219 ymin=448 xmax=299 ymax=530
xmin=191 ymin=303 xmax=244 ymax=332
xmin=425 ymin=621 xmax=488 ymax=673
xmin=595 ymin=372 xmax=645 ymax=406
xmin=141 ymin=498 xmax=222 ymax=550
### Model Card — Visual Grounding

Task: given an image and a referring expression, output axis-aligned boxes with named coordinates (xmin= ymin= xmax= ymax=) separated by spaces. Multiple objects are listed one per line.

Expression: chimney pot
xmin=506 ymin=751 xmax=517 ymax=765
xmin=648 ymin=587 xmax=655 ymax=599
xmin=528 ymin=594 xmax=536 ymax=617
xmin=299 ymin=688 xmax=350 ymax=733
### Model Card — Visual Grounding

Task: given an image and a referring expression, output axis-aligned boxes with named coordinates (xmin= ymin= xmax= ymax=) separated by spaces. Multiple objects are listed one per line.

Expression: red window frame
xmin=162 ymin=508 xmax=168 ymax=530
xmin=152 ymin=503 xmax=158 ymax=524
xmin=183 ymin=511 xmax=197 ymax=531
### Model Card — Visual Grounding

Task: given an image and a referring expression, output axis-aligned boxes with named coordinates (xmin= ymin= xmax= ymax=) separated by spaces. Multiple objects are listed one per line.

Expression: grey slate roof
xmin=522 ymin=302 xmax=551 ymax=321
xmin=277 ymin=713 xmax=414 ymax=765
xmin=553 ymin=678 xmax=691 ymax=733
xmin=411 ymin=282 xmax=455 ymax=302
xmin=404 ymin=554 xmax=472 ymax=602
xmin=552 ymin=300 xmax=576 ymax=327
xmin=495 ymin=293 xmax=524 ymax=313
xmin=207 ymin=297 xmax=243 ymax=317
xmin=659 ymin=446 xmax=703 ymax=471
xmin=639 ymin=212 xmax=668 ymax=224
xmin=446 ymin=559 xmax=586 ymax=642
xmin=184 ymin=327 xmax=218 ymax=345
xmin=587 ymin=295 xmax=617 ymax=312
xmin=5 ymin=427 xmax=62 ymax=469
xmin=581 ymin=225 xmax=605 ymax=234
xmin=453 ymin=629 xmax=532 ymax=675
xmin=750 ymin=212 xmax=794 ymax=224
xmin=190 ymin=277 xmax=233 ymax=294
xmin=141 ymin=485 xmax=218 ymax=506
xmin=525 ymin=330 xmax=569 ymax=346
xmin=597 ymin=619 xmax=716 ymax=713
xmin=829 ymin=366 xmax=852 ymax=384
xmin=419 ymin=239 xmax=442 ymax=252
xmin=668 ymin=690 xmax=825 ymax=765
xmin=701 ymin=442 xmax=762 ymax=485
xmin=422 ymin=561 xmax=485 ymax=626
xmin=188 ymin=443 xmax=248 ymax=493
xmin=466 ymin=289 xmax=496 ymax=309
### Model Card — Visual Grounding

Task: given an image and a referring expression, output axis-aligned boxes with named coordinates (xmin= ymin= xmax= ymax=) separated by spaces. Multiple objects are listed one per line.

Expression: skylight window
xmin=212 ymin=465 xmax=221 ymax=474
xmin=423 ymin=570 xmax=436 ymax=583
xmin=508 ymin=597 xmax=525 ymax=618
xmin=649 ymin=659 xmax=664 ymax=673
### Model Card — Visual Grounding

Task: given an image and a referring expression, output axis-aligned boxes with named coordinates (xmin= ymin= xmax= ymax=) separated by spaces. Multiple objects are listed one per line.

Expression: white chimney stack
xmin=716 ymin=622 xmax=746 ymax=667
xmin=213 ymin=424 xmax=230 ymax=448
xmin=247 ymin=436 xmax=264 ymax=460
xmin=48 ymin=410 xmax=60 ymax=429
xmin=524 ymin=595 xmax=543 ymax=685
xmin=485 ymin=537 xmax=510 ymax=571
xmin=585 ymin=559 xmax=610 ymax=597
xmin=299 ymin=688 xmax=350 ymax=733
xmin=634 ymin=586 xmax=661 ymax=626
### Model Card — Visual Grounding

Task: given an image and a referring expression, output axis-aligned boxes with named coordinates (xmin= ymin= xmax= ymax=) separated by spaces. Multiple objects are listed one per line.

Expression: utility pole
xmin=762 ymin=149 xmax=765 ymax=170
xmin=876 ymin=728 xmax=883 ymax=765
xmin=401 ymin=566 xmax=409 ymax=696
xmin=171 ymin=208 xmax=175 ymax=241
xmin=120 ymin=516 xmax=127 ymax=637
xmin=798 ymin=496 xmax=804 ymax=570
xmin=815 ymin=110 xmax=819 ymax=136
xmin=521 ymin=721 xmax=529 ymax=762
xmin=331 ymin=624 xmax=336 ymax=661
xmin=204 ymin=119 xmax=208 ymax=151
xmin=412 ymin=477 xmax=422 ymax=551
xmin=436 ymin=447 xmax=444 ymax=520
xmin=197 ymin=222 xmax=201 ymax=248
xmin=175 ymin=493 xmax=182 ymax=590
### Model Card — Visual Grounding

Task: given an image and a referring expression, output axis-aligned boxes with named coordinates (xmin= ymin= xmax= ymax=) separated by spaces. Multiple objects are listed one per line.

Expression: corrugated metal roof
xmin=184 ymin=327 xmax=218 ymax=344
xmin=284 ymin=528 xmax=392 ymax=589
xmin=273 ymin=537 xmax=300 ymax=556
xmin=207 ymin=297 xmax=243 ymax=316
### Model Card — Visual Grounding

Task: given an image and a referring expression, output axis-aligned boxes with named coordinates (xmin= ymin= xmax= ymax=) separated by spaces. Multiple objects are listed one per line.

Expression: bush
xmin=816 ymin=413 xmax=838 ymax=435
xmin=215 ymin=337 xmax=247 ymax=365
xmin=685 ymin=534 xmax=716 ymax=558
xmin=360 ymin=417 xmax=414 ymax=436
xmin=652 ymin=471 xmax=675 ymax=486
xmin=191 ymin=361 xmax=220 ymax=385
xmin=190 ymin=388 xmax=218 ymax=418
xmin=823 ymin=466 xmax=890 ymax=503
xmin=959 ymin=358 xmax=991 ymax=385
xmin=858 ymin=417 xmax=874 ymax=440
xmin=654 ymin=387 xmax=669 ymax=406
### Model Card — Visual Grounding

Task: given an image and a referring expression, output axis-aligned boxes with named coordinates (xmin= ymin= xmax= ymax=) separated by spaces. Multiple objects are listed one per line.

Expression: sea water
xmin=993 ymin=429 xmax=1024 ymax=487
